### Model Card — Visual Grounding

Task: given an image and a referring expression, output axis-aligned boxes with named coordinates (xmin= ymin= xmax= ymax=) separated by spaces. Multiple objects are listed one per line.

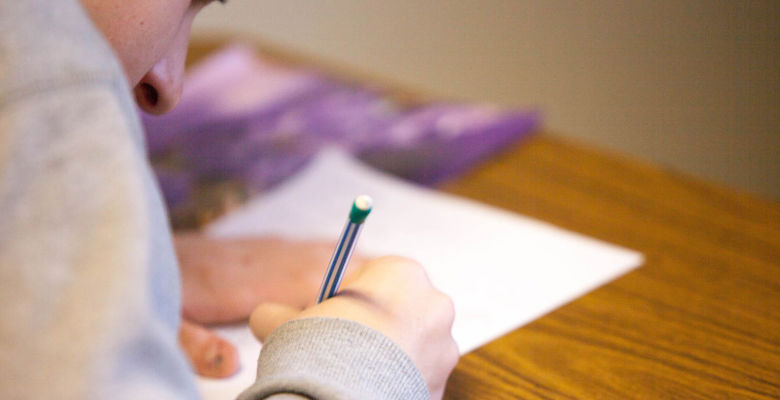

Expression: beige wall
xmin=194 ymin=1 xmax=779 ymax=199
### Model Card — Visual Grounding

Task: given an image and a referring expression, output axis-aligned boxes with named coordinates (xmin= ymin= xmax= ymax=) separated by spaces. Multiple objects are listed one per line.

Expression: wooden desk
xmin=441 ymin=137 xmax=780 ymax=399
xmin=187 ymin=40 xmax=780 ymax=399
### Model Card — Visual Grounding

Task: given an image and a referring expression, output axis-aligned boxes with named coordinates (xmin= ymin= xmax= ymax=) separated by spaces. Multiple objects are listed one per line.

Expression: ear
xmin=134 ymin=58 xmax=184 ymax=115
xmin=134 ymin=21 xmax=192 ymax=115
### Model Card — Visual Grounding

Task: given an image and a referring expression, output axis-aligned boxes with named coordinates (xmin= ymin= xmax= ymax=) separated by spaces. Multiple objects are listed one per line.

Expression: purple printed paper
xmin=142 ymin=44 xmax=539 ymax=226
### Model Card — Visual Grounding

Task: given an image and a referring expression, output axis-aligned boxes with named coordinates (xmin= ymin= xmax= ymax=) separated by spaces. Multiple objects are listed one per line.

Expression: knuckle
xmin=434 ymin=291 xmax=456 ymax=326
xmin=375 ymin=255 xmax=422 ymax=269
xmin=370 ymin=256 xmax=430 ymax=282
xmin=446 ymin=339 xmax=460 ymax=369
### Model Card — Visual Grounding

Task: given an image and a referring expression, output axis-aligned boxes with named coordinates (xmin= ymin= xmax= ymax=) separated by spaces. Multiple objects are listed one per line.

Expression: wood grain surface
xmin=440 ymin=137 xmax=780 ymax=399
xmin=186 ymin=39 xmax=780 ymax=399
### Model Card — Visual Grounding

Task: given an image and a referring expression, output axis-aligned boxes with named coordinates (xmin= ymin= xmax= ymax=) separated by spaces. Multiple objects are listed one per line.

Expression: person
xmin=0 ymin=0 xmax=458 ymax=399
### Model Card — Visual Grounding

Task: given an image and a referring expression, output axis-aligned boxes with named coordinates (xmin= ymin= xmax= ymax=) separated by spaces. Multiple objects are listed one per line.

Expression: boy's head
xmin=79 ymin=0 xmax=222 ymax=115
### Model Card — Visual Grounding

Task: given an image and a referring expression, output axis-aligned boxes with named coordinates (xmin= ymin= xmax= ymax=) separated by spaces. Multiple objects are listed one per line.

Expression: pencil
xmin=316 ymin=195 xmax=373 ymax=303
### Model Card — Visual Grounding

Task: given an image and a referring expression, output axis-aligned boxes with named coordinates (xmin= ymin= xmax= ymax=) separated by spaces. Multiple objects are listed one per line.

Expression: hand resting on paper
xmin=249 ymin=256 xmax=459 ymax=400
xmin=173 ymin=233 xmax=364 ymax=378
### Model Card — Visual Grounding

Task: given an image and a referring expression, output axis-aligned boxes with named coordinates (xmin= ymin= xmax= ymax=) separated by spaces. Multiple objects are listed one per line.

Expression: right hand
xmin=249 ymin=256 xmax=459 ymax=399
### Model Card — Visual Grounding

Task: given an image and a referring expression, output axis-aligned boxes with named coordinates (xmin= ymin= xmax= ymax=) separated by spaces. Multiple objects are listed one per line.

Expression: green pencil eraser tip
xmin=349 ymin=195 xmax=373 ymax=224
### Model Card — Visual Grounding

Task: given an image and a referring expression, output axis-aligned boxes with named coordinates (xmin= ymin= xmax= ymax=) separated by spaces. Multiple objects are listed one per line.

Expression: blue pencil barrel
xmin=316 ymin=195 xmax=372 ymax=303
xmin=316 ymin=220 xmax=365 ymax=303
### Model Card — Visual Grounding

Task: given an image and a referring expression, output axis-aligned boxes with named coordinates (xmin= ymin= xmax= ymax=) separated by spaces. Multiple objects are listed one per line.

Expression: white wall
xmin=194 ymin=1 xmax=779 ymax=199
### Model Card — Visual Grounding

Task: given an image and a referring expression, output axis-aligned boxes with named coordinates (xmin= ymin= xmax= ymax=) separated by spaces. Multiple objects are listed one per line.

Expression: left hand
xmin=173 ymin=233 xmax=365 ymax=378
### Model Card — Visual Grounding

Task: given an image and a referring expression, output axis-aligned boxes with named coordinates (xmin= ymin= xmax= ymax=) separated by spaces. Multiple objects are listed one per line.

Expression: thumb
xmin=178 ymin=319 xmax=240 ymax=378
xmin=249 ymin=302 xmax=302 ymax=342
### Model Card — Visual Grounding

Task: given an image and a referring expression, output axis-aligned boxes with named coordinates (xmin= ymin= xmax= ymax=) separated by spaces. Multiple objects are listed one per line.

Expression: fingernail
xmin=205 ymin=343 xmax=223 ymax=369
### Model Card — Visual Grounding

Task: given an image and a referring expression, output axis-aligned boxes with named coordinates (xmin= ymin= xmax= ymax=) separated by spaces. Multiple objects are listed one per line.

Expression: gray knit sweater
xmin=0 ymin=1 xmax=427 ymax=399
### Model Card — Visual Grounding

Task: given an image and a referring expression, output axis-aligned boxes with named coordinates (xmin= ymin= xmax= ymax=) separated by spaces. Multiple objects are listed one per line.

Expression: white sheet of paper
xmin=196 ymin=149 xmax=643 ymax=399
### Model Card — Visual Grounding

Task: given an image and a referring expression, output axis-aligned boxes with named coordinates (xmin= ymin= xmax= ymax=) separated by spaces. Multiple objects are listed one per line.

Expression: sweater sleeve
xmin=238 ymin=318 xmax=429 ymax=400
xmin=0 ymin=1 xmax=199 ymax=399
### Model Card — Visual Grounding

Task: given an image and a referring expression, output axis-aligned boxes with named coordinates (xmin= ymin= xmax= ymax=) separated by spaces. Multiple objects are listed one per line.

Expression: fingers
xmin=249 ymin=302 xmax=302 ymax=342
xmin=178 ymin=319 xmax=240 ymax=378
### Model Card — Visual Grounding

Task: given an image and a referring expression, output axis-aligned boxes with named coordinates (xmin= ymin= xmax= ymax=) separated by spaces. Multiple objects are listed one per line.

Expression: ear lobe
xmin=132 ymin=9 xmax=195 ymax=115
xmin=134 ymin=82 xmax=160 ymax=112
xmin=134 ymin=59 xmax=182 ymax=115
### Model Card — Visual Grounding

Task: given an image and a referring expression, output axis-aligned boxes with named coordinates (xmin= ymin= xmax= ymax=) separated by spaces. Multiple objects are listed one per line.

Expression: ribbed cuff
xmin=237 ymin=317 xmax=429 ymax=400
